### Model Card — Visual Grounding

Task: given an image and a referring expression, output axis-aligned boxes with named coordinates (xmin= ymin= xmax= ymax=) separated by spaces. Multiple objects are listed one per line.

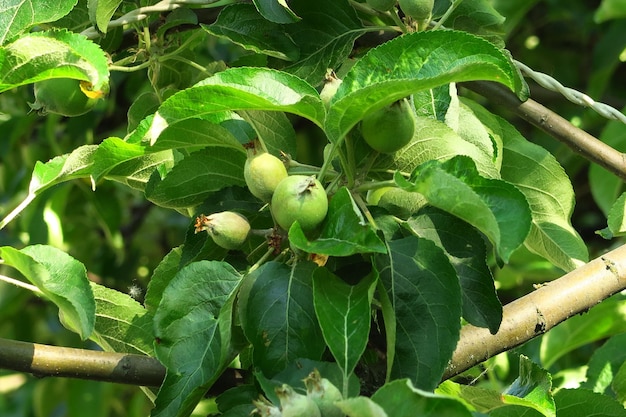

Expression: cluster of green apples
xmin=366 ymin=0 xmax=434 ymax=23
xmin=196 ymin=145 xmax=328 ymax=250
xmin=252 ymin=370 xmax=344 ymax=417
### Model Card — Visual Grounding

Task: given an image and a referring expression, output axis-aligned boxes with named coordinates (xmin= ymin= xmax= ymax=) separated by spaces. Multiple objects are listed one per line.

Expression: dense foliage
xmin=1 ymin=0 xmax=625 ymax=416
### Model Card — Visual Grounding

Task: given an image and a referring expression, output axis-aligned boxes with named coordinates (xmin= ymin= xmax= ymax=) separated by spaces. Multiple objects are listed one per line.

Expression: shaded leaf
xmin=238 ymin=110 xmax=298 ymax=157
xmin=396 ymin=156 xmax=531 ymax=263
xmin=0 ymin=245 xmax=95 ymax=340
xmin=375 ymin=236 xmax=462 ymax=390
xmin=279 ymin=0 xmax=364 ymax=85
xmin=144 ymin=147 xmax=246 ymax=209
xmin=203 ymin=4 xmax=299 ymax=61
xmin=152 ymin=261 xmax=242 ymax=417
xmin=239 ymin=261 xmax=325 ymax=377
xmin=88 ymin=0 xmax=122 ymax=33
xmin=252 ymin=0 xmax=300 ymax=24
xmin=313 ymin=269 xmax=376 ymax=377
xmin=406 ymin=207 xmax=502 ymax=333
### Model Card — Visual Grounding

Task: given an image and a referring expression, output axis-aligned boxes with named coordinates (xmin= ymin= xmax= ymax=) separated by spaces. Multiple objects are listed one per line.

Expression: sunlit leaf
xmin=0 ymin=245 xmax=95 ymax=340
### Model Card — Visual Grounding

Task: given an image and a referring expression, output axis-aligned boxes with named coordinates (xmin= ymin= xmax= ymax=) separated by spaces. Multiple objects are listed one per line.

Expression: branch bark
xmin=464 ymin=81 xmax=626 ymax=181
xmin=444 ymin=242 xmax=626 ymax=379
xmin=0 ymin=338 xmax=165 ymax=387
xmin=3 ymin=243 xmax=625 ymax=388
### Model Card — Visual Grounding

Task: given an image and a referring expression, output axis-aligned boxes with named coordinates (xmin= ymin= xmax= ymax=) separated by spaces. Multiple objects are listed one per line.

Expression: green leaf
xmin=372 ymin=379 xmax=472 ymax=417
xmin=145 ymin=67 xmax=325 ymax=143
xmin=438 ymin=380 xmax=552 ymax=417
xmin=505 ymin=356 xmax=555 ymax=417
xmin=475 ymin=104 xmax=588 ymax=271
xmin=289 ymin=187 xmax=387 ymax=256
xmin=599 ymin=192 xmax=626 ymax=239
xmin=595 ymin=0 xmax=626 ymax=23
xmin=374 ymin=115 xmax=500 ymax=179
xmin=312 ymin=269 xmax=376 ymax=377
xmin=444 ymin=0 xmax=506 ymax=39
xmin=396 ymin=156 xmax=531 ymax=263
xmin=279 ymin=0 xmax=364 ymax=85
xmin=0 ymin=0 xmax=78 ymax=44
xmin=406 ymin=207 xmax=502 ymax=334
xmin=152 ymin=261 xmax=242 ymax=417
xmin=144 ymin=147 xmax=246 ymax=209
xmin=203 ymin=4 xmax=299 ymax=61
xmin=144 ymin=247 xmax=183 ymax=313
xmin=614 ymin=361 xmax=626 ymax=406
xmin=93 ymin=118 xmax=244 ymax=181
xmin=589 ymin=113 xmax=626 ymax=216
xmin=554 ymin=388 xmax=626 ymax=416
xmin=0 ymin=245 xmax=95 ymax=340
xmin=238 ymin=110 xmax=298 ymax=157
xmin=325 ymin=30 xmax=524 ymax=143
xmin=540 ymin=293 xmax=626 ymax=368
xmin=239 ymin=261 xmax=325 ymax=377
xmin=252 ymin=0 xmax=300 ymax=23
xmin=0 ymin=29 xmax=109 ymax=92
xmin=89 ymin=283 xmax=154 ymax=356
xmin=337 ymin=397 xmax=388 ymax=417
xmin=375 ymin=236 xmax=462 ymax=390
xmin=29 ymin=145 xmax=97 ymax=195
xmin=87 ymin=0 xmax=122 ymax=33
xmin=583 ymin=333 xmax=626 ymax=395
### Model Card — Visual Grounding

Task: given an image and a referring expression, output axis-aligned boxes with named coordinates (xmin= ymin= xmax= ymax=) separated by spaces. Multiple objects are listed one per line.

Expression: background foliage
xmin=0 ymin=0 xmax=625 ymax=416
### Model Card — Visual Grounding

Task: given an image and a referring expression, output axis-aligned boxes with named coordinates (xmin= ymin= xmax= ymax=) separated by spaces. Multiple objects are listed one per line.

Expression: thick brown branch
xmin=0 ymin=338 xmax=165 ymax=387
xmin=444 ymin=243 xmax=626 ymax=379
xmin=464 ymin=81 xmax=626 ymax=181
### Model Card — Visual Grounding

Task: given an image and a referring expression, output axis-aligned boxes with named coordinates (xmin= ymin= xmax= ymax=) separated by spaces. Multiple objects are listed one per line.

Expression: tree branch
xmin=444 ymin=243 xmax=626 ymax=379
xmin=2 ymin=242 xmax=626 ymax=388
xmin=0 ymin=338 xmax=165 ymax=387
xmin=464 ymin=81 xmax=626 ymax=181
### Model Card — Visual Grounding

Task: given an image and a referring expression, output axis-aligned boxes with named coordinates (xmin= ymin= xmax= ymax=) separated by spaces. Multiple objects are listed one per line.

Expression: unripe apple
xmin=275 ymin=384 xmax=321 ymax=417
xmin=252 ymin=396 xmax=282 ymax=417
xmin=366 ymin=0 xmax=397 ymax=12
xmin=304 ymin=369 xmax=344 ymax=417
xmin=32 ymin=78 xmax=106 ymax=117
xmin=398 ymin=0 xmax=434 ymax=22
xmin=244 ymin=150 xmax=288 ymax=202
xmin=271 ymin=175 xmax=328 ymax=232
xmin=194 ymin=211 xmax=250 ymax=250
xmin=361 ymin=98 xmax=415 ymax=154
